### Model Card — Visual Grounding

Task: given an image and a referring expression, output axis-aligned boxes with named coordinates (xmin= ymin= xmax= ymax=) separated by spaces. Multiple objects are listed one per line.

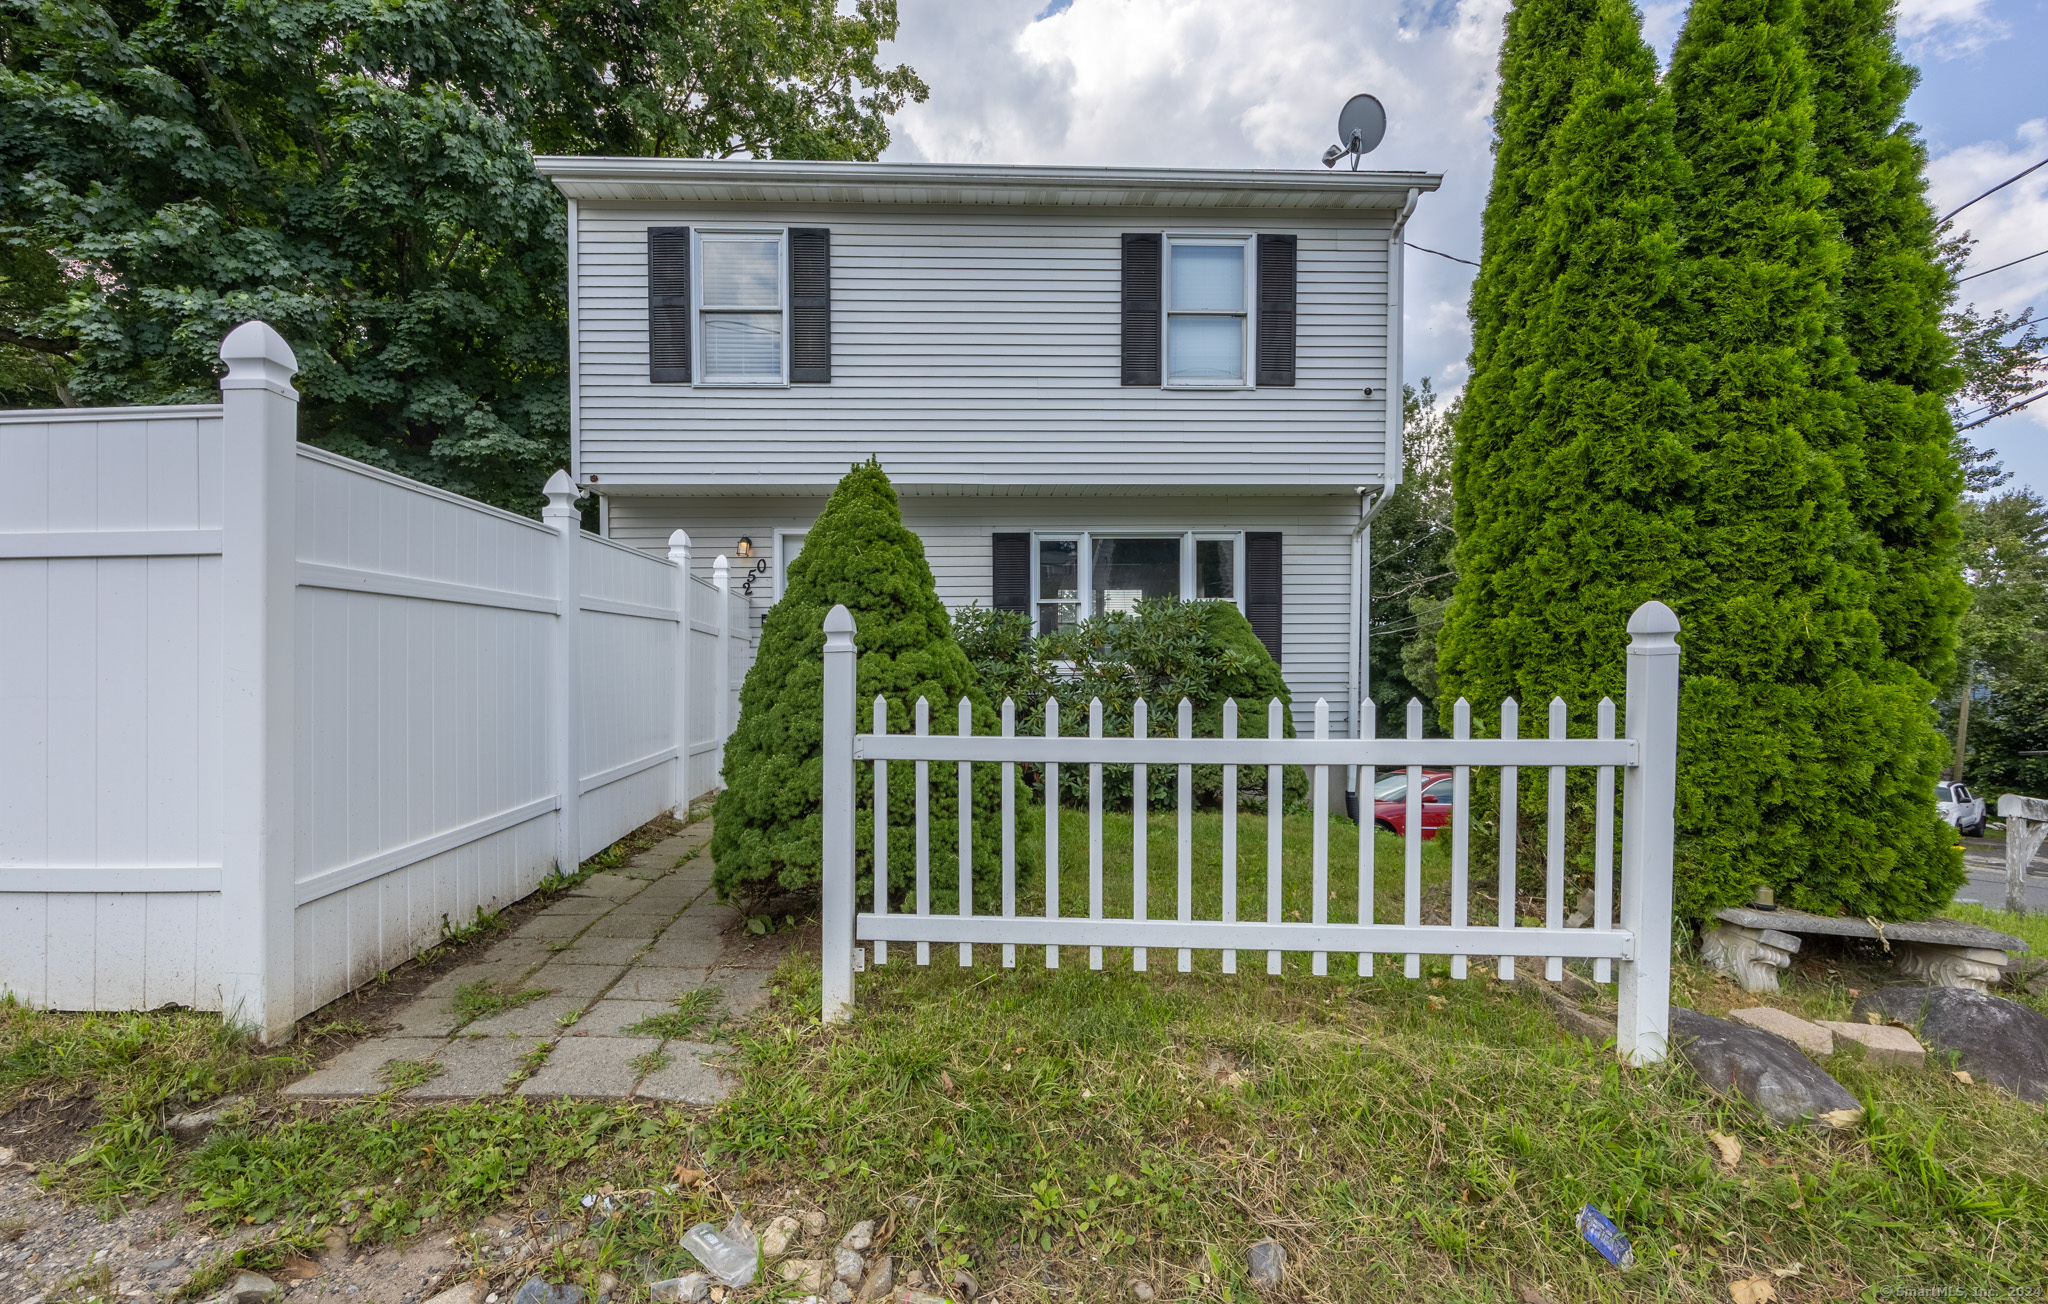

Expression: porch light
xmin=736 ymin=536 xmax=754 ymax=559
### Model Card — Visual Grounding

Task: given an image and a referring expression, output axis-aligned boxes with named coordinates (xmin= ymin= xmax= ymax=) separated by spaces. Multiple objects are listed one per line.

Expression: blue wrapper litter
xmin=1576 ymin=1204 xmax=1635 ymax=1269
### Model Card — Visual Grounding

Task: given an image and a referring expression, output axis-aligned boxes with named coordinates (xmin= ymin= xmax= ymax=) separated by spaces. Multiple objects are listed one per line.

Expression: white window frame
xmin=1028 ymin=530 xmax=1246 ymax=635
xmin=1163 ymin=233 xmax=1256 ymax=390
xmin=693 ymin=226 xmax=790 ymax=387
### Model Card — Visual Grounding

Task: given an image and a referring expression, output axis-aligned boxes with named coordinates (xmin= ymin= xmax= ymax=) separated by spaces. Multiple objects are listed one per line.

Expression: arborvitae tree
xmin=1665 ymin=0 xmax=1960 ymax=916
xmin=710 ymin=459 xmax=1000 ymax=911
xmin=1455 ymin=0 xmax=1603 ymax=562
xmin=1803 ymin=0 xmax=1965 ymax=684
xmin=1438 ymin=0 xmax=1695 ymax=893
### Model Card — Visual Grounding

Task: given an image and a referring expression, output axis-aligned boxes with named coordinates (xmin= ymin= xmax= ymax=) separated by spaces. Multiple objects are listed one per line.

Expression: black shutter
xmin=789 ymin=227 xmax=831 ymax=383
xmin=1121 ymin=233 xmax=1162 ymax=386
xmin=992 ymin=533 xmax=1030 ymax=615
xmin=1245 ymin=532 xmax=1283 ymax=664
xmin=649 ymin=226 xmax=691 ymax=383
xmin=1255 ymin=234 xmax=1297 ymax=387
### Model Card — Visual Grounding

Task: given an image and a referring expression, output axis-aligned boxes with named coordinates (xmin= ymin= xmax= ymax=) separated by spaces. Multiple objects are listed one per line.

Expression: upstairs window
xmin=1165 ymin=236 xmax=1250 ymax=385
xmin=698 ymin=231 xmax=785 ymax=383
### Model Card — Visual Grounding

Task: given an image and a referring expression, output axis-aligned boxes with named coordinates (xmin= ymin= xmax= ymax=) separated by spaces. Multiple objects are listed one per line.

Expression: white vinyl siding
xmin=572 ymin=209 xmax=1391 ymax=491
xmin=605 ymin=493 xmax=1361 ymax=736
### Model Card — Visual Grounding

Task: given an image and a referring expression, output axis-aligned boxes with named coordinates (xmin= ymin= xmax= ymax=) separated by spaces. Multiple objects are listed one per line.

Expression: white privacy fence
xmin=818 ymin=601 xmax=1682 ymax=1064
xmin=1 ymin=322 xmax=744 ymax=1039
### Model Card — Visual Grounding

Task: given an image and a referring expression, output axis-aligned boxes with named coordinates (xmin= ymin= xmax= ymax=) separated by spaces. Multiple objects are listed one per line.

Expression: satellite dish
xmin=1325 ymin=94 xmax=1386 ymax=169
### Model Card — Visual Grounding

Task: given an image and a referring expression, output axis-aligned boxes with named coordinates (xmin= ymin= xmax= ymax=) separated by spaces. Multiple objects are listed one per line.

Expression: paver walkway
xmin=288 ymin=819 xmax=782 ymax=1103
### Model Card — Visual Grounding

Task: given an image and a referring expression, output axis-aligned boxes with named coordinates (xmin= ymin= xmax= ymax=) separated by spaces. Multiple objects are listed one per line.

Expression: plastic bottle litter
xmin=1575 ymin=1205 xmax=1635 ymax=1269
xmin=679 ymin=1221 xmax=758 ymax=1287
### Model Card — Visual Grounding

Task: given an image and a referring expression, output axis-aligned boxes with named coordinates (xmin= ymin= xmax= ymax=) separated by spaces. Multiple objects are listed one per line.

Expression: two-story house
xmin=537 ymin=157 xmax=1440 ymax=779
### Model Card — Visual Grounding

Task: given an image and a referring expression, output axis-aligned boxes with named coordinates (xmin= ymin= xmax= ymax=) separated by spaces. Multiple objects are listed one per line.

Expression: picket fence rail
xmin=818 ymin=600 xmax=1681 ymax=1064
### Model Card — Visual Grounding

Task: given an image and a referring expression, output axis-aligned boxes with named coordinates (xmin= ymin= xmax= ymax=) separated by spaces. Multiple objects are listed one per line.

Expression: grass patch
xmin=171 ymin=1229 xmax=324 ymax=1302
xmin=626 ymin=988 xmax=724 ymax=1041
xmin=377 ymin=1058 xmax=443 ymax=1093
xmin=694 ymin=944 xmax=2048 ymax=1301
xmin=451 ymin=982 xmax=551 ymax=1026
xmin=0 ymin=996 xmax=318 ymax=1206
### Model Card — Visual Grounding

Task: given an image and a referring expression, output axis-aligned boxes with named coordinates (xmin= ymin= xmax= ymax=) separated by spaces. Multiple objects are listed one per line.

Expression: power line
xmin=1940 ymin=155 xmax=2048 ymax=223
xmin=1406 ymin=241 xmax=1480 ymax=268
xmin=1958 ymin=248 xmax=2048 ymax=282
xmin=1956 ymin=386 xmax=2048 ymax=431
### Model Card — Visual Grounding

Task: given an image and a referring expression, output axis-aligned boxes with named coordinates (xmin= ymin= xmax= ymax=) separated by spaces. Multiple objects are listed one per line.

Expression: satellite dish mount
xmin=1323 ymin=93 xmax=1387 ymax=170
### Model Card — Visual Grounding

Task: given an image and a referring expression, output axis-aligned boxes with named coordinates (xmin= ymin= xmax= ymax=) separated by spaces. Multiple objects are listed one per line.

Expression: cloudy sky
xmin=875 ymin=0 xmax=2048 ymax=496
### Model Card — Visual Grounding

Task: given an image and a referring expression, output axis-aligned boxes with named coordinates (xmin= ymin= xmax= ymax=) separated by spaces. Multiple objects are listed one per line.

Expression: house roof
xmin=534 ymin=157 xmax=1442 ymax=211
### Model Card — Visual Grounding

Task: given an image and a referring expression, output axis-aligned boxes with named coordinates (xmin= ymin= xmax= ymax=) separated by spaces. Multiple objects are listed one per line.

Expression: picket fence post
xmin=544 ymin=471 xmax=582 ymax=875
xmin=821 ymin=603 xmax=858 ymax=1022
xmin=668 ymin=530 xmax=693 ymax=813
xmin=216 ymin=321 xmax=301 ymax=1044
xmin=1618 ymin=600 xmax=1681 ymax=1065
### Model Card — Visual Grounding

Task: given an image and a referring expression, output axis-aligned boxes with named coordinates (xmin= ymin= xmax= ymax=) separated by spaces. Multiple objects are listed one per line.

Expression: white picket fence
xmin=818 ymin=601 xmax=1681 ymax=1064
xmin=0 ymin=322 xmax=746 ymax=1039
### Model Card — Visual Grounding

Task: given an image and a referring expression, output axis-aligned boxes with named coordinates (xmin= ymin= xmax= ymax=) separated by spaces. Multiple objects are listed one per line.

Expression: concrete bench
xmin=1702 ymin=906 xmax=2027 ymax=995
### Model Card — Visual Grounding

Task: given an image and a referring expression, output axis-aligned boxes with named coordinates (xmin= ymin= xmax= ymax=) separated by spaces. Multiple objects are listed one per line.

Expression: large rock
xmin=1852 ymin=986 xmax=2048 ymax=1101
xmin=1669 ymin=1007 xmax=1861 ymax=1128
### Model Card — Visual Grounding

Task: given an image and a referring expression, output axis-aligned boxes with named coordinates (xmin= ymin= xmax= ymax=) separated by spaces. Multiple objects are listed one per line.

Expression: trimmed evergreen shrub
xmin=1660 ymin=0 xmax=1958 ymax=918
xmin=709 ymin=459 xmax=1002 ymax=912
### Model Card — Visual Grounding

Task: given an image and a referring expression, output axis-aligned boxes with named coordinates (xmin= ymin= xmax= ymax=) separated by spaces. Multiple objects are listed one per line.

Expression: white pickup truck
xmin=1937 ymin=781 xmax=1987 ymax=837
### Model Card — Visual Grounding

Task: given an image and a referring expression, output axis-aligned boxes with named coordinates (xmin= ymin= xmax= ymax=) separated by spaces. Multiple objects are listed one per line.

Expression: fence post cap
xmin=541 ymin=470 xmax=578 ymax=523
xmin=667 ymin=529 xmax=691 ymax=550
xmin=824 ymin=603 xmax=856 ymax=641
xmin=218 ymin=321 xmax=299 ymax=396
xmin=1626 ymin=601 xmax=1681 ymax=638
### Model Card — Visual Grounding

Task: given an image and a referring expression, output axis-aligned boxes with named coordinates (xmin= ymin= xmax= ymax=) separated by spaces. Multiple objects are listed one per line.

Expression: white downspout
xmin=1347 ymin=188 xmax=1421 ymax=810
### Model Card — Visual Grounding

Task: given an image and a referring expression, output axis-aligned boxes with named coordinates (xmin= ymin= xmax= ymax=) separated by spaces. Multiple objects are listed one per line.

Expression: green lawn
xmin=6 ymin=815 xmax=2047 ymax=1303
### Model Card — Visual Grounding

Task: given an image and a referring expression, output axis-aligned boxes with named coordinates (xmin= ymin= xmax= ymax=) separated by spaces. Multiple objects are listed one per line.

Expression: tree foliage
xmin=0 ymin=0 xmax=923 ymax=511
xmin=1943 ymin=489 xmax=2048 ymax=799
xmin=710 ymin=459 xmax=1000 ymax=912
xmin=1367 ymin=380 xmax=1458 ymax=724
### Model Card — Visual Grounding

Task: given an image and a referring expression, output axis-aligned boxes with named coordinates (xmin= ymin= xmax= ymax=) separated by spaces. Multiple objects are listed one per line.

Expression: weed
xmin=451 ymin=982 xmax=550 ymax=1026
xmin=626 ymin=989 xmax=723 ymax=1040
xmin=377 ymin=1059 xmax=443 ymax=1093
xmin=547 ymin=939 xmax=577 ymax=953
xmin=556 ymin=1009 xmax=583 ymax=1029
xmin=509 ymin=1042 xmax=555 ymax=1087
xmin=172 ymin=1229 xmax=324 ymax=1302
xmin=55 ymin=1261 xmax=113 ymax=1301
xmin=0 ymin=1216 xmax=25 ymax=1243
xmin=632 ymin=1047 xmax=671 ymax=1075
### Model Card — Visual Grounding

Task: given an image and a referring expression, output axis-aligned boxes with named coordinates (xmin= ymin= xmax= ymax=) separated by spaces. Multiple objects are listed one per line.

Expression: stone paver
xmin=285 ymin=1037 xmax=450 ymax=1096
xmin=406 ymin=1037 xmax=531 ymax=1098
xmin=635 ymin=1042 xmax=737 ymax=1104
xmin=584 ymin=914 xmax=670 ymax=940
xmin=1817 ymin=1019 xmax=1927 ymax=1068
xmin=525 ymin=959 xmax=630 ymax=997
xmin=518 ymin=1036 xmax=663 ymax=1097
xmin=582 ymin=999 xmax=673 ymax=1036
xmin=1729 ymin=1007 xmax=1835 ymax=1057
xmin=551 ymin=936 xmax=653 ymax=965
xmin=608 ymin=966 xmax=713 ymax=1000
xmin=286 ymin=821 xmax=743 ymax=1103
xmin=463 ymin=994 xmax=588 ymax=1037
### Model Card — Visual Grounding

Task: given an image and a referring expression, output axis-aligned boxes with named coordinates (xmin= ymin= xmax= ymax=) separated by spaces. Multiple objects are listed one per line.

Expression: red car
xmin=1370 ymin=769 xmax=1454 ymax=839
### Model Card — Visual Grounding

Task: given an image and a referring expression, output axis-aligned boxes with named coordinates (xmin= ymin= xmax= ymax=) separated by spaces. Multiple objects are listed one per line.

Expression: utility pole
xmin=1951 ymin=670 xmax=1972 ymax=783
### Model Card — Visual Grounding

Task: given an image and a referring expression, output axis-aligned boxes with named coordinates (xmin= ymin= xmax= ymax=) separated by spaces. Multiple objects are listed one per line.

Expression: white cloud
xmin=1895 ymin=0 xmax=2007 ymax=56
xmin=881 ymin=0 xmax=1506 ymax=396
